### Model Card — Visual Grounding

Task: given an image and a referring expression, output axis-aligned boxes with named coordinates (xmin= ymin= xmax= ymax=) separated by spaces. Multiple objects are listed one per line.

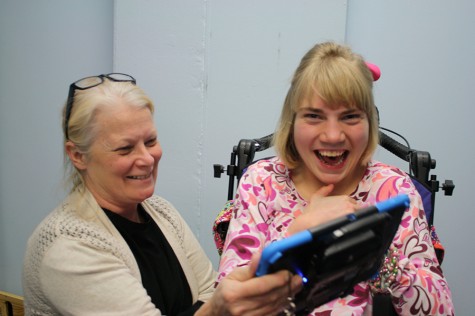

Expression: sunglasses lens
xmin=108 ymin=73 xmax=135 ymax=82
xmin=75 ymin=76 xmax=103 ymax=89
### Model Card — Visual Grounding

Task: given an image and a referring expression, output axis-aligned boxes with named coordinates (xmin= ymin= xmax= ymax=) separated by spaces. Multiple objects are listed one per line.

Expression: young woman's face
xmin=293 ymin=93 xmax=369 ymax=193
xmin=83 ymin=103 xmax=162 ymax=211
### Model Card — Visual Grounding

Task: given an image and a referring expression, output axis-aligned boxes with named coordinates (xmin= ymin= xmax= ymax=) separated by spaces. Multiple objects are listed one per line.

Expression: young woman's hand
xmin=287 ymin=184 xmax=357 ymax=235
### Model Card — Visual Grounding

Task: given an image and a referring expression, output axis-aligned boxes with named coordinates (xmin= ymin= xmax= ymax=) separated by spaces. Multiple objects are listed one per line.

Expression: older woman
xmin=217 ymin=42 xmax=454 ymax=315
xmin=23 ymin=74 xmax=301 ymax=316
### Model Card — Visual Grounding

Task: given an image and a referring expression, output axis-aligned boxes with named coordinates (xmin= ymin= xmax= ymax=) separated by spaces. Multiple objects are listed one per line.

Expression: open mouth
xmin=316 ymin=150 xmax=348 ymax=167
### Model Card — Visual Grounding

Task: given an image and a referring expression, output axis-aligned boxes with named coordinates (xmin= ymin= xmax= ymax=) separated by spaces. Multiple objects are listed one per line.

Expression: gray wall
xmin=1 ymin=0 xmax=473 ymax=313
xmin=0 ymin=0 xmax=113 ymax=294
xmin=346 ymin=1 xmax=475 ymax=311
xmin=113 ymin=0 xmax=347 ymax=276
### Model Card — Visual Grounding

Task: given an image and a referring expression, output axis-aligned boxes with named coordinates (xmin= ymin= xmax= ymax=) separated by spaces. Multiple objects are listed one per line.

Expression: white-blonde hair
xmin=62 ymin=78 xmax=154 ymax=191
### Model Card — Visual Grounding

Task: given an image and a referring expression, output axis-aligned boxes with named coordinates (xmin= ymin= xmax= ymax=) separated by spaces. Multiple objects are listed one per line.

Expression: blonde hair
xmin=274 ymin=42 xmax=379 ymax=169
xmin=62 ymin=78 xmax=154 ymax=191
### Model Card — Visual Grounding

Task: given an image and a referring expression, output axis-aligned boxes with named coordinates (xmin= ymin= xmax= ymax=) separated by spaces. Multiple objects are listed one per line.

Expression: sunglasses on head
xmin=64 ymin=73 xmax=136 ymax=140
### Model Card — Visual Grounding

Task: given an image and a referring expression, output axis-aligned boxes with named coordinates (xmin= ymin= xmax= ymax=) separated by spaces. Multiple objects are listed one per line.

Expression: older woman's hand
xmin=197 ymin=253 xmax=303 ymax=316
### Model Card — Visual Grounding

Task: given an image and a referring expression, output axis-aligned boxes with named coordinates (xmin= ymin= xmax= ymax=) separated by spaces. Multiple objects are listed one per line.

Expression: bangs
xmin=292 ymin=57 xmax=374 ymax=113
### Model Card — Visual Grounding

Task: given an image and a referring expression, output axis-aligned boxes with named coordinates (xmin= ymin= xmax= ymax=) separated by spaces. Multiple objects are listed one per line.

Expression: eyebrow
xmin=298 ymin=106 xmax=361 ymax=115
xmin=298 ymin=106 xmax=322 ymax=112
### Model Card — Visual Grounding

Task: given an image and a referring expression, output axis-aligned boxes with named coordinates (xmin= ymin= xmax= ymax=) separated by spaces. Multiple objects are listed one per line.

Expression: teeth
xmin=316 ymin=150 xmax=347 ymax=166
xmin=319 ymin=150 xmax=345 ymax=157
xmin=129 ymin=175 xmax=149 ymax=180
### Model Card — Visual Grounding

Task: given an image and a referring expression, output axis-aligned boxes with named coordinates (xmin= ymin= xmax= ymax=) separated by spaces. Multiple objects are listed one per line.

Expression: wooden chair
xmin=0 ymin=291 xmax=24 ymax=316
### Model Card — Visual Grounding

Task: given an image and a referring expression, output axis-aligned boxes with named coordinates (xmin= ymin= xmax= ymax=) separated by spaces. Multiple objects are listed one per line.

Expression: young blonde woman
xmin=217 ymin=42 xmax=454 ymax=315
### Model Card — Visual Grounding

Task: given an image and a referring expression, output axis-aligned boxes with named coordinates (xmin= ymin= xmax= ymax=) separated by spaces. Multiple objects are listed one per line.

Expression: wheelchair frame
xmin=213 ymin=130 xmax=455 ymax=226
xmin=212 ymin=129 xmax=454 ymax=315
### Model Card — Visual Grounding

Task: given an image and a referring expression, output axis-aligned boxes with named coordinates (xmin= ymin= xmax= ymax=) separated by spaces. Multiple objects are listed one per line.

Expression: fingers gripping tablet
xmin=255 ymin=194 xmax=409 ymax=315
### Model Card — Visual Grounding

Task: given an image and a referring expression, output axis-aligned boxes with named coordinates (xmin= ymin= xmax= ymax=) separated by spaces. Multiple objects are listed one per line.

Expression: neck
xmin=99 ymin=202 xmax=142 ymax=223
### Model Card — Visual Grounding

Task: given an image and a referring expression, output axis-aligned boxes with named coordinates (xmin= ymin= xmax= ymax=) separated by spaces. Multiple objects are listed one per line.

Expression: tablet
xmin=255 ymin=194 xmax=409 ymax=315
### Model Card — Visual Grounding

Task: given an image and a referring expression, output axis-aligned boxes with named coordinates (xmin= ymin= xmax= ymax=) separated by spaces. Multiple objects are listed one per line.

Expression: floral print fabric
xmin=217 ymin=157 xmax=454 ymax=315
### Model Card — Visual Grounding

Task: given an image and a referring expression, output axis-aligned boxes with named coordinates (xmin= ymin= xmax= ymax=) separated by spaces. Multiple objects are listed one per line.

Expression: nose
xmin=320 ymin=120 xmax=345 ymax=143
xmin=136 ymin=144 xmax=156 ymax=166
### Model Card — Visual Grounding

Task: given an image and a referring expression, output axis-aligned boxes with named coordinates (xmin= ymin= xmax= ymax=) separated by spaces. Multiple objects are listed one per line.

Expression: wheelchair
xmin=212 ymin=125 xmax=454 ymax=316
xmin=211 ymin=62 xmax=454 ymax=314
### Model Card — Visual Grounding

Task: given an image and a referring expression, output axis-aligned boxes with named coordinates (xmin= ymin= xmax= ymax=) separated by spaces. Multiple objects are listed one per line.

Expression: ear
xmin=65 ymin=141 xmax=87 ymax=171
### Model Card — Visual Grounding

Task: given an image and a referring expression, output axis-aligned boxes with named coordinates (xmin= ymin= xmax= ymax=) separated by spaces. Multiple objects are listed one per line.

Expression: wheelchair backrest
xmin=213 ymin=130 xmax=454 ymax=263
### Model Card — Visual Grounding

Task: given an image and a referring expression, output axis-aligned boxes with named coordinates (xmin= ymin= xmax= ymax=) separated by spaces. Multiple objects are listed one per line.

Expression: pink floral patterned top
xmin=217 ymin=157 xmax=454 ymax=316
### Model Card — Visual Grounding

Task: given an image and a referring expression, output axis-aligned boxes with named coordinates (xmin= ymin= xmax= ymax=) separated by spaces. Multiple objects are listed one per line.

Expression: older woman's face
xmin=83 ymin=102 xmax=162 ymax=211
xmin=293 ymin=93 xmax=369 ymax=194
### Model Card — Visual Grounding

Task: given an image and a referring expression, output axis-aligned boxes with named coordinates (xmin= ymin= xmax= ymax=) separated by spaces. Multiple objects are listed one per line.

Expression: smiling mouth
xmin=316 ymin=150 xmax=348 ymax=166
xmin=127 ymin=173 xmax=152 ymax=180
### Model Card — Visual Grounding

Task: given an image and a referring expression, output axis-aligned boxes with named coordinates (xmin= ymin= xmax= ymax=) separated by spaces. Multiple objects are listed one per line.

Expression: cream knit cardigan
xmin=23 ymin=188 xmax=216 ymax=315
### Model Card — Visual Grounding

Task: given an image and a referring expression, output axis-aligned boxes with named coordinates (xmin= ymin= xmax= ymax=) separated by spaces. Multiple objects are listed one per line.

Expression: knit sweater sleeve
xmin=23 ymin=207 xmax=162 ymax=316
xmin=43 ymin=237 xmax=161 ymax=315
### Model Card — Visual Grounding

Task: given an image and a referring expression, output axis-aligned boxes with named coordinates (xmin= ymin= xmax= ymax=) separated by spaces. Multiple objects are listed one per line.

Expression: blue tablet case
xmin=255 ymin=194 xmax=409 ymax=315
